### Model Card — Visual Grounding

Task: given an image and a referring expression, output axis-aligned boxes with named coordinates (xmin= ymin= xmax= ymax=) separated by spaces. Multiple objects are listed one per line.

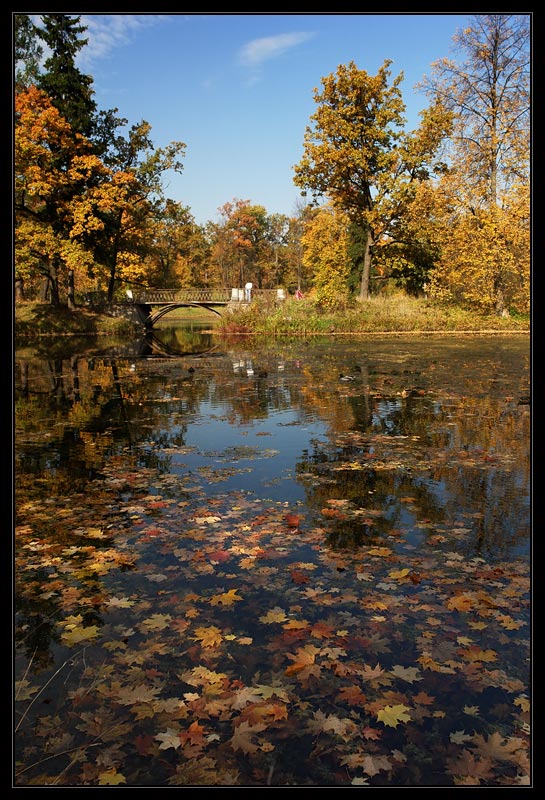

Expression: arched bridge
xmin=130 ymin=288 xmax=285 ymax=329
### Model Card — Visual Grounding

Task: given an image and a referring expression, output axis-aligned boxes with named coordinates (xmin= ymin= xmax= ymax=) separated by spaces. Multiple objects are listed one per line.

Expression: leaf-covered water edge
xmin=15 ymin=429 xmax=530 ymax=786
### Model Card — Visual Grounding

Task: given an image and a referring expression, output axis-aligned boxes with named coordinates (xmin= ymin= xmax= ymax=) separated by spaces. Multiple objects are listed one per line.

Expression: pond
xmin=14 ymin=328 xmax=531 ymax=787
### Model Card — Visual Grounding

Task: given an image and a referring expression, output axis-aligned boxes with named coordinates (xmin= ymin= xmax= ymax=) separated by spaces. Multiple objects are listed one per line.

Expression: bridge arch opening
xmin=147 ymin=302 xmax=223 ymax=327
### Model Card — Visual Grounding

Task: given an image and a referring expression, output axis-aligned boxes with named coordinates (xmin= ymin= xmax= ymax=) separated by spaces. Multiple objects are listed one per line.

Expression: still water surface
xmin=14 ymin=328 xmax=531 ymax=786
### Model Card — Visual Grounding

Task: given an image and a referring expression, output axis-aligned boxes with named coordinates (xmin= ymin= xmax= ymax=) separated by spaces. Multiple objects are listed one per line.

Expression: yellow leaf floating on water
xmin=447 ymin=594 xmax=474 ymax=612
xmin=138 ymin=613 xmax=172 ymax=632
xmin=192 ymin=625 xmax=223 ymax=648
xmin=458 ymin=647 xmax=497 ymax=663
xmin=259 ymin=607 xmax=288 ymax=623
xmin=367 ymin=547 xmax=392 ymax=557
xmin=61 ymin=624 xmax=100 ymax=646
xmin=388 ymin=568 xmax=411 ymax=580
xmin=209 ymin=588 xmax=243 ymax=606
xmin=98 ymin=768 xmax=126 ymax=785
xmin=376 ymin=704 xmax=412 ymax=728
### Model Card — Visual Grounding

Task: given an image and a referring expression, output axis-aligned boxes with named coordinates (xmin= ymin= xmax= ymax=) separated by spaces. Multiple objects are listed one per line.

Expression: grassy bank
xmin=14 ymin=295 xmax=530 ymax=341
xmin=14 ymin=301 xmax=139 ymax=339
xmin=219 ymin=294 xmax=530 ymax=336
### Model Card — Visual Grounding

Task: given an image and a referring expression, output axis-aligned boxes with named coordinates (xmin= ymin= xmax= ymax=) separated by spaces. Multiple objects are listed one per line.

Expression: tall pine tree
xmin=37 ymin=14 xmax=96 ymax=139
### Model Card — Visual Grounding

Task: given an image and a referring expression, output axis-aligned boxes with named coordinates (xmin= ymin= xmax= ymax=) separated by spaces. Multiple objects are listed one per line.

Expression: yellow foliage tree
xmin=301 ymin=204 xmax=351 ymax=309
xmin=418 ymin=15 xmax=530 ymax=314
xmin=15 ymin=86 xmax=105 ymax=303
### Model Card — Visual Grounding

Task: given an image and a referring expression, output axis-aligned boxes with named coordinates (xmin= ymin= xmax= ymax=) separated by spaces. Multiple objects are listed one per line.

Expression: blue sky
xmin=69 ymin=13 xmax=471 ymax=226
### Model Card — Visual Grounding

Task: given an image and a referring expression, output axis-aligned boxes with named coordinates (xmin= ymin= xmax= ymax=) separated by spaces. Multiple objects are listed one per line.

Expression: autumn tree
xmin=282 ymin=200 xmax=317 ymax=294
xmin=293 ymin=60 xmax=451 ymax=301
xmin=71 ymin=120 xmax=186 ymax=300
xmin=301 ymin=203 xmax=351 ymax=308
xmin=15 ymin=86 xmax=106 ymax=304
xmin=146 ymin=200 xmax=210 ymax=289
xmin=418 ymin=14 xmax=530 ymax=314
xmin=210 ymin=200 xmax=270 ymax=289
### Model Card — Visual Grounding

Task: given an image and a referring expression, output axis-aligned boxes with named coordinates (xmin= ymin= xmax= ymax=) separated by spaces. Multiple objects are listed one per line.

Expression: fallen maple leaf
xmin=447 ymin=594 xmax=474 ymax=612
xmin=259 ymin=607 xmax=288 ymax=624
xmin=60 ymin=624 xmax=100 ymax=646
xmin=376 ymin=704 xmax=412 ymax=728
xmin=156 ymin=727 xmax=182 ymax=750
xmin=98 ymin=768 xmax=126 ymax=785
xmin=285 ymin=643 xmax=320 ymax=674
xmin=230 ymin=720 xmax=268 ymax=754
xmin=139 ymin=613 xmax=172 ymax=632
xmin=192 ymin=625 xmax=223 ymax=648
xmin=458 ymin=646 xmax=497 ymax=663
xmin=360 ymin=663 xmax=385 ymax=681
xmin=209 ymin=588 xmax=242 ymax=606
xmin=179 ymin=720 xmax=206 ymax=748
xmin=470 ymin=732 xmax=528 ymax=763
xmin=361 ymin=754 xmax=393 ymax=777
xmin=388 ymin=568 xmax=411 ymax=580
xmin=390 ymin=665 xmax=422 ymax=683
xmin=338 ymin=685 xmax=367 ymax=707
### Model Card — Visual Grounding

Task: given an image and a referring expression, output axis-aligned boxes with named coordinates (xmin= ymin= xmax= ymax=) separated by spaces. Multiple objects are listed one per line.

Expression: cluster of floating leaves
xmin=15 ymin=435 xmax=530 ymax=786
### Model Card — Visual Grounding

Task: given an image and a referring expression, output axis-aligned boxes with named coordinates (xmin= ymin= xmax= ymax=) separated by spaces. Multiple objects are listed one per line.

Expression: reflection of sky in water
xmin=171 ymin=404 xmax=328 ymax=502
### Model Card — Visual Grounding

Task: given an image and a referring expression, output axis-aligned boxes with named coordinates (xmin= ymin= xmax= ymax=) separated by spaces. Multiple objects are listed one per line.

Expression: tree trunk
xmin=67 ymin=269 xmax=76 ymax=310
xmin=357 ymin=234 xmax=372 ymax=301
xmin=15 ymin=278 xmax=25 ymax=301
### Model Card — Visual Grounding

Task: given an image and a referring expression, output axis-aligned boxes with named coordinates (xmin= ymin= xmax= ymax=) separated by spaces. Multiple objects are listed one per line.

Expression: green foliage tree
xmin=14 ymin=13 xmax=43 ymax=88
xmin=36 ymin=14 xmax=97 ymax=140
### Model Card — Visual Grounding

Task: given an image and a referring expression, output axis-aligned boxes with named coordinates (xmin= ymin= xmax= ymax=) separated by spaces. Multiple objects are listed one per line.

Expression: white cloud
xmin=77 ymin=14 xmax=170 ymax=69
xmin=238 ymin=31 xmax=315 ymax=71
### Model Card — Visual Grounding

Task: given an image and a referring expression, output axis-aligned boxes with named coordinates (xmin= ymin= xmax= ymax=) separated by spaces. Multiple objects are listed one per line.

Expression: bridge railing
xmin=136 ymin=288 xmax=232 ymax=303
xmin=134 ymin=288 xmax=285 ymax=304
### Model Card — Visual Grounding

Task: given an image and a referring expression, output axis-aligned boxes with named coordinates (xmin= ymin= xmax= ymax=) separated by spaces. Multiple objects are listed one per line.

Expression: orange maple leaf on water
xmin=362 ymin=726 xmax=382 ymax=740
xmin=376 ymin=704 xmax=412 ymax=728
xmin=447 ymin=594 xmax=474 ymax=612
xmin=360 ymin=663 xmax=385 ymax=681
xmin=179 ymin=720 xmax=206 ymax=748
xmin=290 ymin=569 xmax=310 ymax=584
xmin=240 ymin=701 xmax=289 ymax=725
xmin=285 ymin=644 xmax=320 ymax=675
xmin=209 ymin=588 xmax=242 ymax=606
xmin=458 ymin=646 xmax=497 ymax=663
xmin=338 ymin=685 xmax=367 ymax=707
xmin=192 ymin=625 xmax=223 ymax=648
xmin=230 ymin=720 xmax=268 ymax=755
xmin=470 ymin=732 xmax=528 ymax=764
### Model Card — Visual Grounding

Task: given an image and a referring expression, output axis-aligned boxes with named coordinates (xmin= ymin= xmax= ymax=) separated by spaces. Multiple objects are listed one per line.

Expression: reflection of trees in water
xmin=297 ymin=445 xmax=445 ymax=552
xmin=296 ymin=383 xmax=530 ymax=558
